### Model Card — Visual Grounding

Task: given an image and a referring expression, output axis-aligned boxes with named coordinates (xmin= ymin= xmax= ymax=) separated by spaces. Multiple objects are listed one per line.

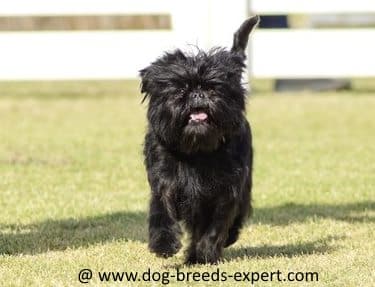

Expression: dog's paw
xmin=149 ymin=230 xmax=182 ymax=258
xmin=184 ymin=254 xmax=197 ymax=265
xmin=224 ymin=231 xmax=239 ymax=248
xmin=194 ymin=238 xmax=221 ymax=264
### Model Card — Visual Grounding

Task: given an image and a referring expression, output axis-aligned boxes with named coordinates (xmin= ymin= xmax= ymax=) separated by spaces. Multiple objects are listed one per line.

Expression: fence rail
xmin=251 ymin=0 xmax=375 ymax=14
xmin=252 ymin=29 xmax=375 ymax=78
xmin=0 ymin=0 xmax=171 ymax=15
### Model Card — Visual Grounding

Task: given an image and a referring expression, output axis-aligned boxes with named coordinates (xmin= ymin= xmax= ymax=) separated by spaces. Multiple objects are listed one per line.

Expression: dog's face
xmin=140 ymin=17 xmax=259 ymax=154
xmin=140 ymin=49 xmax=246 ymax=154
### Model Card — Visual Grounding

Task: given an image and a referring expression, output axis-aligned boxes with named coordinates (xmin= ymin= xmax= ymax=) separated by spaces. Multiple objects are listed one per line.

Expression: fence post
xmin=208 ymin=0 xmax=250 ymax=84
xmin=169 ymin=0 xmax=211 ymax=49
xmin=170 ymin=0 xmax=250 ymax=84
xmin=170 ymin=0 xmax=249 ymax=50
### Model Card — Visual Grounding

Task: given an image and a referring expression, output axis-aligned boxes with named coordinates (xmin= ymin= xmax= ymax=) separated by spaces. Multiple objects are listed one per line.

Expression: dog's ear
xmin=139 ymin=67 xmax=151 ymax=103
xmin=139 ymin=50 xmax=187 ymax=103
xmin=231 ymin=15 xmax=260 ymax=55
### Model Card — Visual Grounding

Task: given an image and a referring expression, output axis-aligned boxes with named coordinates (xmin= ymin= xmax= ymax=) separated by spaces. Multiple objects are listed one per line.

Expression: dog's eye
xmin=179 ymin=83 xmax=189 ymax=93
xmin=207 ymin=88 xmax=215 ymax=95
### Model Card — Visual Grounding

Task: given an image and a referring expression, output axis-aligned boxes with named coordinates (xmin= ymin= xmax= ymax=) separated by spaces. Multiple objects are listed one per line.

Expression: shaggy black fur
xmin=140 ymin=16 xmax=259 ymax=264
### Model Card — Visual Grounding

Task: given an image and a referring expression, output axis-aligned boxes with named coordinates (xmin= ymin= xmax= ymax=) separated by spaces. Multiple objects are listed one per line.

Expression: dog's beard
xmin=180 ymin=113 xmax=223 ymax=154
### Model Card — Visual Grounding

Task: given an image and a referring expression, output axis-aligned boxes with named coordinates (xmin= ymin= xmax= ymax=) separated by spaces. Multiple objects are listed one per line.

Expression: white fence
xmin=0 ymin=0 xmax=374 ymax=80
xmin=250 ymin=0 xmax=375 ymax=78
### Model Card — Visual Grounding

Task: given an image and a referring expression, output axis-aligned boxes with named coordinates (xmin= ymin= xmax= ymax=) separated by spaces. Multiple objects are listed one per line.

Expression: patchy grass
xmin=0 ymin=80 xmax=374 ymax=286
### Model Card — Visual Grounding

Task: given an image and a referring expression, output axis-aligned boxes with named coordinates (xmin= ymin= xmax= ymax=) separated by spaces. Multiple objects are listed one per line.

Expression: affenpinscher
xmin=140 ymin=16 xmax=259 ymax=264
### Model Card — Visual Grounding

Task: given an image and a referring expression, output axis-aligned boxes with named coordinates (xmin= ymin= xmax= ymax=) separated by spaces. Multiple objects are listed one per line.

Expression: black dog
xmin=140 ymin=16 xmax=259 ymax=264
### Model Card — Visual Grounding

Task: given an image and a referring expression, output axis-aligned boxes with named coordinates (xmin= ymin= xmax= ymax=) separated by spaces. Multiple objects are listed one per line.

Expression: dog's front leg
xmin=194 ymin=201 xmax=237 ymax=264
xmin=148 ymin=192 xmax=182 ymax=258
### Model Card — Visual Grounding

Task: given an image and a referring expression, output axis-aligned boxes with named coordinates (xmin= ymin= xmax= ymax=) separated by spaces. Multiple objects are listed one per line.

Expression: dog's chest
xmin=173 ymin=157 xmax=243 ymax=222
xmin=176 ymin=157 xmax=241 ymax=199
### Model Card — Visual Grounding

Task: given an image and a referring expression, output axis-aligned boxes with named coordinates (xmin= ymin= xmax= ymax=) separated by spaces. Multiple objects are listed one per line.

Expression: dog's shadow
xmin=224 ymin=235 xmax=340 ymax=261
xmin=253 ymin=201 xmax=375 ymax=225
xmin=1 ymin=201 xmax=373 ymax=257
xmin=0 ymin=211 xmax=147 ymax=255
xmin=164 ymin=235 xmax=340 ymax=269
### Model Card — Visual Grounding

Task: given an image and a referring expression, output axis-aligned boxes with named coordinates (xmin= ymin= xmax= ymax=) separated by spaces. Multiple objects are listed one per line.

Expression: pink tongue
xmin=190 ymin=112 xmax=208 ymax=121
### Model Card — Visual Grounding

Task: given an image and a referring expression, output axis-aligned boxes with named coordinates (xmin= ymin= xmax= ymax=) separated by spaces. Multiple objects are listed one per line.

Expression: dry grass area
xmin=0 ymin=80 xmax=374 ymax=286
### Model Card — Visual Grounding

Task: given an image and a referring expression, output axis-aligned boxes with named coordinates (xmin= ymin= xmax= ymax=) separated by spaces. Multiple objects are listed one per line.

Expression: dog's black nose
xmin=191 ymin=92 xmax=205 ymax=99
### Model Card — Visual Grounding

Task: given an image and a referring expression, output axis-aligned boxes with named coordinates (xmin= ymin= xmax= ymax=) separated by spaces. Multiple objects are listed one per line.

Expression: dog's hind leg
xmin=225 ymin=175 xmax=252 ymax=248
xmin=224 ymin=214 xmax=244 ymax=247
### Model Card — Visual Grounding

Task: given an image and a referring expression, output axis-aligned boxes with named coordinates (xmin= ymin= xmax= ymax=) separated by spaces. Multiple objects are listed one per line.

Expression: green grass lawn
xmin=0 ymin=81 xmax=374 ymax=286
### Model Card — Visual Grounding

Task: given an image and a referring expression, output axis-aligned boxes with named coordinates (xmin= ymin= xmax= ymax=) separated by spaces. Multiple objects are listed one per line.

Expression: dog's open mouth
xmin=189 ymin=111 xmax=208 ymax=124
